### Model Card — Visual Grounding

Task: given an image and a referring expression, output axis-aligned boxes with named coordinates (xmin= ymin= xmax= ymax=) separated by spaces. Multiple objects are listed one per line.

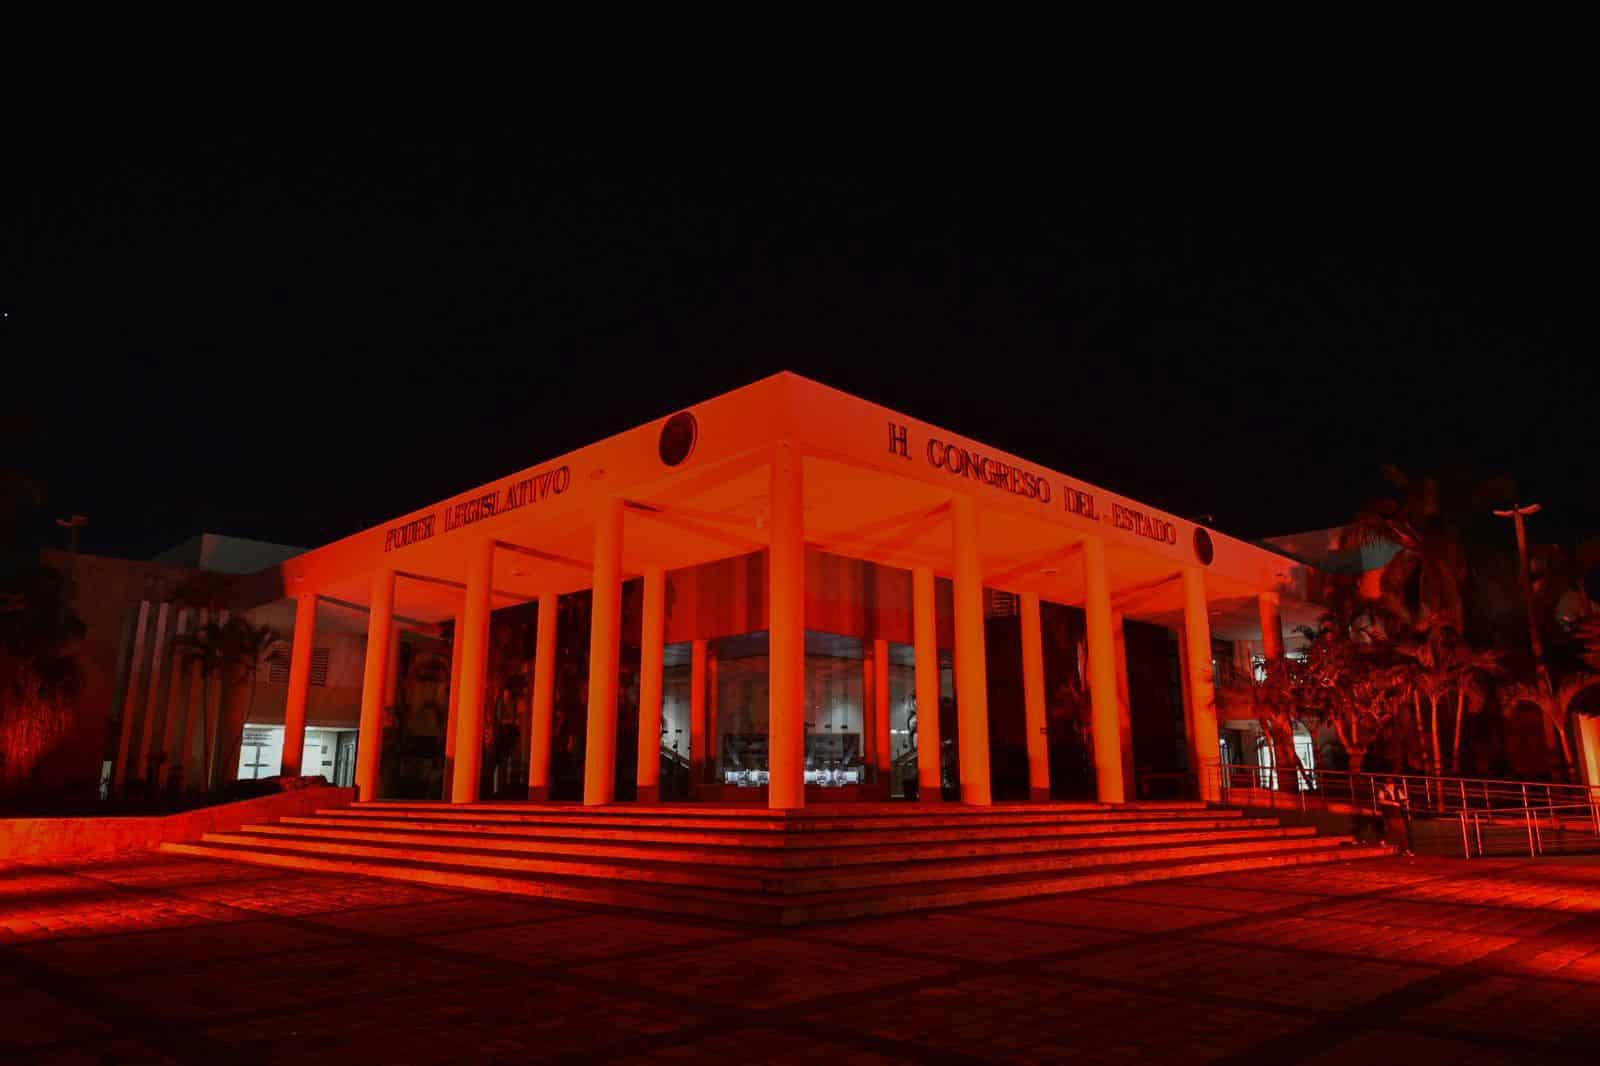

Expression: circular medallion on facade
xmin=1193 ymin=527 xmax=1215 ymax=566
xmin=658 ymin=411 xmax=698 ymax=466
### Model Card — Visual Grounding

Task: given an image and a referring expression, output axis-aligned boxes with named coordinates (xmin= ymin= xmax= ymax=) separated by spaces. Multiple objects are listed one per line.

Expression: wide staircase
xmin=162 ymin=801 xmax=1390 ymax=925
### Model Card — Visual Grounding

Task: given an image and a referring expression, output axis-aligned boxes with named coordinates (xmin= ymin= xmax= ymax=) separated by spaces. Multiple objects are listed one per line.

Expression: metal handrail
xmin=1458 ymin=802 xmax=1600 ymax=859
xmin=1215 ymin=761 xmax=1600 ymax=820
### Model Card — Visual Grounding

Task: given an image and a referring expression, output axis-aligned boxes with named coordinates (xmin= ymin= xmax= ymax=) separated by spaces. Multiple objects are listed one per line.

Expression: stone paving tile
xmin=61 ymin=853 xmax=295 ymax=888
xmin=0 ymin=971 xmax=112 ymax=1048
xmin=0 ymin=888 xmax=236 ymax=944
xmin=975 ymin=893 xmax=1236 ymax=932
xmin=803 ymin=910 xmax=1123 ymax=963
xmin=1197 ymin=861 xmax=1452 ymax=895
xmin=1088 ymin=880 xmax=1322 ymax=914
xmin=424 ymin=911 xmax=733 ymax=968
xmin=581 ymin=934 xmax=953 ymax=1010
xmin=1201 ymin=913 xmax=1518 ymax=967
xmin=1047 ymin=937 xmax=1435 ymax=1011
xmin=0 ymin=868 xmax=99 ymax=899
xmin=808 ymin=971 xmax=1309 ymax=1065
xmin=14 ymin=850 xmax=1600 ymax=1062
xmin=1298 ymin=1027 xmax=1578 ymax=1065
xmin=19 ymin=1036 xmax=181 ymax=1065
xmin=1307 ymin=895 xmax=1576 ymax=937
xmin=173 ymin=871 xmax=459 ymax=915
xmin=17 ymin=916 xmax=347 ymax=977
xmin=111 ymin=941 xmax=491 ymax=1022
xmin=1403 ymin=973 xmax=1600 ymax=1046
xmin=614 ymin=1025 xmax=905 ymax=1065
xmin=301 ymin=894 xmax=574 ymax=938
xmin=206 ymin=975 xmax=704 ymax=1064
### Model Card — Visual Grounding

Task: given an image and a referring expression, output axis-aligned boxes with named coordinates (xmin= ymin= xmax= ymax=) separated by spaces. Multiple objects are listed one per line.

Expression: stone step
xmin=249 ymin=820 xmax=1312 ymax=868
xmin=278 ymin=813 xmax=1269 ymax=850
xmin=193 ymin=827 xmax=1337 ymax=893
xmin=158 ymin=838 xmax=1388 ymax=926
xmin=319 ymin=804 xmax=1237 ymax=834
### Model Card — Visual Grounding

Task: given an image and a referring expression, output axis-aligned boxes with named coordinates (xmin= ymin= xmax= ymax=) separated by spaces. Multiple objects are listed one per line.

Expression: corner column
xmin=768 ymin=442 xmax=806 ymax=809
xmin=1083 ymin=536 xmax=1126 ymax=804
xmin=354 ymin=567 xmax=395 ymax=801
xmin=584 ymin=498 xmax=625 ymax=806
xmin=1112 ymin=610 xmax=1134 ymax=795
xmin=281 ymin=594 xmax=318 ymax=778
xmin=442 ymin=610 xmax=465 ymax=797
xmin=636 ymin=566 xmax=667 ymax=803
xmin=951 ymin=495 xmax=992 ymax=806
xmin=690 ymin=639 xmax=709 ymax=787
xmin=912 ymin=566 xmax=942 ymax=802
xmin=1183 ymin=566 xmax=1223 ymax=802
xmin=449 ymin=539 xmax=495 ymax=803
xmin=873 ymin=638 xmax=891 ymax=792
xmin=1020 ymin=590 xmax=1051 ymax=802
xmin=527 ymin=593 xmax=558 ymax=801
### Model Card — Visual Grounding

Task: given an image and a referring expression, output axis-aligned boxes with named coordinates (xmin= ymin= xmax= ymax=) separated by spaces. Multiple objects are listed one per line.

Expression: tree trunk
xmin=1411 ymin=692 xmax=1429 ymax=774
xmin=1429 ymin=694 xmax=1444 ymax=777
xmin=1451 ymin=687 xmax=1467 ymax=775
xmin=199 ymin=673 xmax=213 ymax=791
xmin=1273 ymin=726 xmax=1299 ymax=792
xmin=1347 ymin=745 xmax=1368 ymax=776
xmin=1552 ymin=710 xmax=1577 ymax=783
xmin=170 ymin=661 xmax=192 ymax=791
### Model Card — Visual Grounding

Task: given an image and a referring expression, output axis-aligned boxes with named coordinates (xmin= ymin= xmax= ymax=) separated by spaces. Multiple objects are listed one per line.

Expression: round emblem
xmin=1193 ymin=527 xmax=1215 ymax=566
xmin=658 ymin=411 xmax=698 ymax=467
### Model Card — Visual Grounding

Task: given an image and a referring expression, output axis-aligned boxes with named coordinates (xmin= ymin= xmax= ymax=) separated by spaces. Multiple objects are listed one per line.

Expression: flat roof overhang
xmin=268 ymin=373 xmax=1316 ymax=640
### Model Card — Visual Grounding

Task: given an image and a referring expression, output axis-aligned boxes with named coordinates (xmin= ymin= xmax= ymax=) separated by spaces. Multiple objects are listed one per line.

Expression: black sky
xmin=9 ymin=117 xmax=1597 ymax=562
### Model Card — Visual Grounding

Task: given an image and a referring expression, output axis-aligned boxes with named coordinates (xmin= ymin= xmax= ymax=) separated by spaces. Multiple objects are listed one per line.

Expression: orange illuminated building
xmin=254 ymin=372 xmax=1320 ymax=810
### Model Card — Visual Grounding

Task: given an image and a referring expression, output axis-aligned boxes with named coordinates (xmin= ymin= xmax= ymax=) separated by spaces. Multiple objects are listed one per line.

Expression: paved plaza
xmin=4 ymin=853 xmax=1600 ymax=1063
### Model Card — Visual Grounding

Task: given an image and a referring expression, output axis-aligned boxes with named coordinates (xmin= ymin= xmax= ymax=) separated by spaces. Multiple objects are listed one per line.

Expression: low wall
xmin=0 ymin=784 xmax=355 ymax=864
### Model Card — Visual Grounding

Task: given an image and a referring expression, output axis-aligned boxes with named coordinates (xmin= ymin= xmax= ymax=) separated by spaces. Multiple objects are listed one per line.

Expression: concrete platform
xmin=162 ymin=801 xmax=1391 ymax=925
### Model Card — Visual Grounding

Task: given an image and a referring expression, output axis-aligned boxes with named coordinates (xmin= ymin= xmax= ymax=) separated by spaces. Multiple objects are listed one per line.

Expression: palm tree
xmin=1340 ymin=467 xmax=1516 ymax=634
xmin=213 ymin=619 xmax=285 ymax=786
xmin=173 ymin=621 xmax=226 ymax=790
xmin=1446 ymin=644 xmax=1502 ymax=775
xmin=1502 ymin=672 xmax=1598 ymax=781
xmin=1395 ymin=622 xmax=1505 ymax=777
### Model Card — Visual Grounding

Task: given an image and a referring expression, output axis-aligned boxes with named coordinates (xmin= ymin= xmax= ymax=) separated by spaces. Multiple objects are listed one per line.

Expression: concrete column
xmin=442 ymin=610 xmax=465 ymax=798
xmin=1579 ymin=713 xmax=1600 ymax=792
xmin=1112 ymin=610 xmax=1134 ymax=797
xmin=584 ymin=498 xmax=625 ymax=806
xmin=354 ymin=568 xmax=395 ymax=801
xmin=1083 ymin=536 xmax=1126 ymax=804
xmin=636 ymin=566 xmax=667 ymax=803
xmin=114 ymin=601 xmax=153 ymax=794
xmin=690 ymin=638 xmax=709 ymax=785
xmin=450 ymin=539 xmax=495 ymax=804
xmin=281 ymin=594 xmax=318 ymax=778
xmin=1183 ymin=567 xmax=1223 ymax=802
xmin=912 ymin=566 xmax=941 ymax=802
xmin=157 ymin=607 xmax=194 ymax=788
xmin=707 ymin=651 xmax=721 ymax=780
xmin=1258 ymin=590 xmax=1285 ymax=661
xmin=768 ymin=441 xmax=806 ymax=809
xmin=951 ymin=495 xmax=991 ymax=806
xmin=384 ymin=623 xmax=402 ymax=711
xmin=527 ymin=593 xmax=558 ymax=801
xmin=1020 ymin=591 xmax=1051 ymax=802
xmin=873 ymin=638 xmax=891 ymax=791
xmin=132 ymin=602 xmax=173 ymax=785
xmin=861 ymin=654 xmax=877 ymax=772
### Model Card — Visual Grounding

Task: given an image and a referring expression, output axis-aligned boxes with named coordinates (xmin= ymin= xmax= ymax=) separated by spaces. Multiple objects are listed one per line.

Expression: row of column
xmin=282 ymin=445 xmax=1260 ymax=807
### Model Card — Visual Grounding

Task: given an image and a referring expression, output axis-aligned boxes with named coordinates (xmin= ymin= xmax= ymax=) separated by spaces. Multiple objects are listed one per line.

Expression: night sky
xmin=9 ymin=120 xmax=1596 ymax=562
